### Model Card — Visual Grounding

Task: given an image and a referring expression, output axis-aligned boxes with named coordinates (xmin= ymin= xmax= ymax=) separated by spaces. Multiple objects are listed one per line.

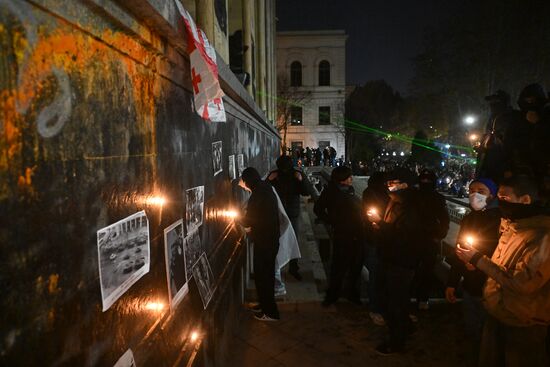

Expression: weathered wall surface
xmin=0 ymin=0 xmax=278 ymax=365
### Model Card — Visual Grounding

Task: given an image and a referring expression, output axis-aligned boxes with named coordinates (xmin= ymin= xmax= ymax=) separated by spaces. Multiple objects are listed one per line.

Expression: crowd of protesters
xmin=287 ymin=145 xmax=344 ymax=167
xmin=237 ymin=83 xmax=550 ymax=366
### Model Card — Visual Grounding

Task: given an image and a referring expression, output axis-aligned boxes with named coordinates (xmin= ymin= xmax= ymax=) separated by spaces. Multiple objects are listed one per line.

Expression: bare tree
xmin=276 ymin=75 xmax=311 ymax=153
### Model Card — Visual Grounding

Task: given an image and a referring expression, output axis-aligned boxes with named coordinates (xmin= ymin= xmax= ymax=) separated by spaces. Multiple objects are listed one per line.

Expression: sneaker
xmin=375 ymin=342 xmax=403 ymax=356
xmin=369 ymin=312 xmax=386 ymax=326
xmin=254 ymin=313 xmax=279 ymax=322
xmin=275 ymin=289 xmax=287 ymax=297
xmin=418 ymin=301 xmax=429 ymax=310
xmin=245 ymin=303 xmax=262 ymax=313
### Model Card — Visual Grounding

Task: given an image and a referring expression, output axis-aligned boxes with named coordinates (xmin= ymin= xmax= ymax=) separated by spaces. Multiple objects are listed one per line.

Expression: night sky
xmin=277 ymin=0 xmax=458 ymax=94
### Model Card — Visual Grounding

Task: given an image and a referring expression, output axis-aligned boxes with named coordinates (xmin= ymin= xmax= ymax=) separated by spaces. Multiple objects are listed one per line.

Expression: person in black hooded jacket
xmin=239 ymin=167 xmax=281 ymax=321
xmin=314 ymin=166 xmax=365 ymax=306
xmin=268 ymin=155 xmax=310 ymax=280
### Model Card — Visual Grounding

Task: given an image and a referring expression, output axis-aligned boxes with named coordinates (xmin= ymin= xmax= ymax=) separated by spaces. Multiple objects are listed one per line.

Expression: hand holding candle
xmin=367 ymin=207 xmax=382 ymax=223
xmin=456 ymin=234 xmax=478 ymax=264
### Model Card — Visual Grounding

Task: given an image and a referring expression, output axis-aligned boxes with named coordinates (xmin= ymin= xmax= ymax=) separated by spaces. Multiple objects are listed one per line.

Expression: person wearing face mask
xmin=370 ymin=167 xmax=424 ymax=355
xmin=511 ymin=84 xmax=550 ymax=204
xmin=413 ymin=169 xmax=450 ymax=311
xmin=314 ymin=166 xmax=365 ymax=307
xmin=456 ymin=175 xmax=550 ymax=367
xmin=445 ymin=178 xmax=501 ymax=366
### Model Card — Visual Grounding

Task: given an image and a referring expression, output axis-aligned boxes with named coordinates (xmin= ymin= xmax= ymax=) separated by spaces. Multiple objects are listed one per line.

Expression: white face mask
xmin=469 ymin=192 xmax=488 ymax=211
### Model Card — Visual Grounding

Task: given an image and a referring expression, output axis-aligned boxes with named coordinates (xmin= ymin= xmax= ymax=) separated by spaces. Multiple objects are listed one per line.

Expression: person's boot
xmin=289 ymin=259 xmax=302 ymax=281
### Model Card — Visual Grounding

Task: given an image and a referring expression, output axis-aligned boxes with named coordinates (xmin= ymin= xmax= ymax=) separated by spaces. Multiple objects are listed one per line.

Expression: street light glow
xmin=464 ymin=115 xmax=476 ymax=125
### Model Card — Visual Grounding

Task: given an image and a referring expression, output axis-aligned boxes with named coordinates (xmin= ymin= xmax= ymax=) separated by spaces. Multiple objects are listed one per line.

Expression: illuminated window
xmin=290 ymin=106 xmax=303 ymax=125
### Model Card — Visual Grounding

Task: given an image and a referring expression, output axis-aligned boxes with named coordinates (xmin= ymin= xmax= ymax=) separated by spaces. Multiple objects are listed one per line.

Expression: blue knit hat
xmin=472 ymin=178 xmax=498 ymax=196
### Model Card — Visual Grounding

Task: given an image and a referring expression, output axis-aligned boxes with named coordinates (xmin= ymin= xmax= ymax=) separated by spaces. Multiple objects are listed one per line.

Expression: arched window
xmin=290 ymin=61 xmax=302 ymax=87
xmin=318 ymin=60 xmax=330 ymax=86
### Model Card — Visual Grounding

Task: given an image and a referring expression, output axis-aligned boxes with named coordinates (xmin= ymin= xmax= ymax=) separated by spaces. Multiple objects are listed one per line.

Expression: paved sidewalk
xmin=225 ymin=197 xmax=468 ymax=366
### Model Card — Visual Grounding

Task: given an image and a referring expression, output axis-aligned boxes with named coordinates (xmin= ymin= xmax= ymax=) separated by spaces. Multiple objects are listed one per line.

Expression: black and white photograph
xmin=185 ymin=185 xmax=204 ymax=234
xmin=183 ymin=229 xmax=202 ymax=282
xmin=237 ymin=154 xmax=244 ymax=177
xmin=228 ymin=154 xmax=236 ymax=180
xmin=212 ymin=141 xmax=223 ymax=176
xmin=163 ymin=219 xmax=189 ymax=309
xmin=97 ymin=211 xmax=150 ymax=312
xmin=192 ymin=252 xmax=215 ymax=309
xmin=113 ymin=349 xmax=136 ymax=367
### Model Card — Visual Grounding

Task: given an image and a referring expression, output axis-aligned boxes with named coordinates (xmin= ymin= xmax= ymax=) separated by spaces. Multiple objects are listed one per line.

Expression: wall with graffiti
xmin=0 ymin=0 xmax=279 ymax=365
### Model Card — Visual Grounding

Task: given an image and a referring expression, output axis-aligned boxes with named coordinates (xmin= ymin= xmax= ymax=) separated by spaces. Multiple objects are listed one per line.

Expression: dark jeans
xmin=254 ymin=240 xmax=280 ymax=318
xmin=326 ymin=235 xmax=363 ymax=301
xmin=462 ymin=291 xmax=486 ymax=366
xmin=383 ymin=263 xmax=415 ymax=349
xmin=413 ymin=242 xmax=438 ymax=303
xmin=479 ymin=315 xmax=548 ymax=367
xmin=365 ymin=245 xmax=383 ymax=313
xmin=288 ymin=214 xmax=300 ymax=274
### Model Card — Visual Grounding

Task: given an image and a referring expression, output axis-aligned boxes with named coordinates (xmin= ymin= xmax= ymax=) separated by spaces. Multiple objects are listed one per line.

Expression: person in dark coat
xmin=314 ymin=166 xmax=364 ymax=306
xmin=362 ymin=172 xmax=390 ymax=325
xmin=370 ymin=167 xmax=425 ymax=355
xmin=476 ymin=90 xmax=520 ymax=183
xmin=413 ymin=169 xmax=450 ymax=310
xmin=511 ymin=84 xmax=550 ymax=205
xmin=239 ymin=167 xmax=281 ymax=321
xmin=445 ymin=178 xmax=501 ymax=366
xmin=268 ymin=155 xmax=310 ymax=280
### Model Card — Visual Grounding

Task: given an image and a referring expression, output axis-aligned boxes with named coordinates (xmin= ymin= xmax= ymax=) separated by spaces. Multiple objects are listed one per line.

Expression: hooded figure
xmin=239 ymin=167 xmax=281 ymax=320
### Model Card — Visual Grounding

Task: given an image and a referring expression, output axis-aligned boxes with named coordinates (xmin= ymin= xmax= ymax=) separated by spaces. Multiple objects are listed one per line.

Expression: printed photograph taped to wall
xmin=212 ymin=141 xmax=223 ymax=176
xmin=228 ymin=154 xmax=236 ymax=180
xmin=192 ymin=252 xmax=215 ymax=309
xmin=185 ymin=185 xmax=204 ymax=234
xmin=163 ymin=219 xmax=189 ymax=309
xmin=97 ymin=211 xmax=150 ymax=311
xmin=183 ymin=229 xmax=202 ymax=282
xmin=237 ymin=154 xmax=244 ymax=177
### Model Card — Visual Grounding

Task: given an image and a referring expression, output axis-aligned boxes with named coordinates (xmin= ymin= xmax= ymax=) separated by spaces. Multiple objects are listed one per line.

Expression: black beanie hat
xmin=241 ymin=167 xmax=261 ymax=189
xmin=331 ymin=166 xmax=352 ymax=183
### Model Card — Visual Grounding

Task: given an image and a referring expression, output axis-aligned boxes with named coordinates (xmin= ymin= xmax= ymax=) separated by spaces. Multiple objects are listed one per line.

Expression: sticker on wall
xmin=212 ymin=141 xmax=223 ymax=176
xmin=183 ymin=229 xmax=202 ymax=282
xmin=228 ymin=154 xmax=236 ymax=180
xmin=192 ymin=252 xmax=215 ymax=309
xmin=163 ymin=219 xmax=189 ymax=309
xmin=185 ymin=185 xmax=204 ymax=234
xmin=114 ymin=349 xmax=136 ymax=367
xmin=97 ymin=211 xmax=150 ymax=312
xmin=237 ymin=154 xmax=245 ymax=177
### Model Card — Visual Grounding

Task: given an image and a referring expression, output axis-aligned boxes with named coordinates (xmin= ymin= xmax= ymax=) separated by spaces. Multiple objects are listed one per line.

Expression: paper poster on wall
xmin=237 ymin=154 xmax=244 ymax=177
xmin=114 ymin=349 xmax=136 ymax=367
xmin=97 ymin=211 xmax=150 ymax=312
xmin=163 ymin=219 xmax=189 ymax=309
xmin=183 ymin=229 xmax=202 ymax=282
xmin=185 ymin=185 xmax=204 ymax=234
xmin=228 ymin=154 xmax=236 ymax=180
xmin=212 ymin=141 xmax=223 ymax=176
xmin=192 ymin=252 xmax=215 ymax=309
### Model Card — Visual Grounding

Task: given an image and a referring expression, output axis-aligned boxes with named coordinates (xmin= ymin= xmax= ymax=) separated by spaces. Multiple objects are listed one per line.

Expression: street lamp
xmin=463 ymin=115 xmax=476 ymax=125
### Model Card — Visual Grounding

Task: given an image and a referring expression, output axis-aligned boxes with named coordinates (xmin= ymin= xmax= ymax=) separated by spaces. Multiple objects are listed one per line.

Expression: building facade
xmin=277 ymin=30 xmax=347 ymax=158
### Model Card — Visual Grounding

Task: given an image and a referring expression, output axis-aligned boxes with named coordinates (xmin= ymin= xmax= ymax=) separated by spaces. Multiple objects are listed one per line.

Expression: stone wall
xmin=0 ymin=0 xmax=279 ymax=365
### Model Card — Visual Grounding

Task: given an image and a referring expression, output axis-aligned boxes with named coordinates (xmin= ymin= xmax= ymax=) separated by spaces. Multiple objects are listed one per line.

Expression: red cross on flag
xmin=176 ymin=1 xmax=226 ymax=122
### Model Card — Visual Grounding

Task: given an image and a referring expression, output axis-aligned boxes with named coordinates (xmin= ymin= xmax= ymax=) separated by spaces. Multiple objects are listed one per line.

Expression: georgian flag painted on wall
xmin=175 ymin=1 xmax=226 ymax=122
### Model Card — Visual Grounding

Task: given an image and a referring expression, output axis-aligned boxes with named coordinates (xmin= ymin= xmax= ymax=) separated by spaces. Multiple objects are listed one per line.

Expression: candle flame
xmin=465 ymin=236 xmax=475 ymax=247
xmin=190 ymin=331 xmax=199 ymax=342
xmin=144 ymin=302 xmax=165 ymax=312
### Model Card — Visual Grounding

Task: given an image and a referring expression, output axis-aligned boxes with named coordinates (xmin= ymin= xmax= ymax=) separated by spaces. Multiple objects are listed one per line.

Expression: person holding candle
xmin=445 ymin=178 xmax=501 ymax=366
xmin=456 ymin=175 xmax=550 ymax=366
xmin=362 ymin=172 xmax=390 ymax=325
xmin=372 ymin=167 xmax=424 ymax=355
